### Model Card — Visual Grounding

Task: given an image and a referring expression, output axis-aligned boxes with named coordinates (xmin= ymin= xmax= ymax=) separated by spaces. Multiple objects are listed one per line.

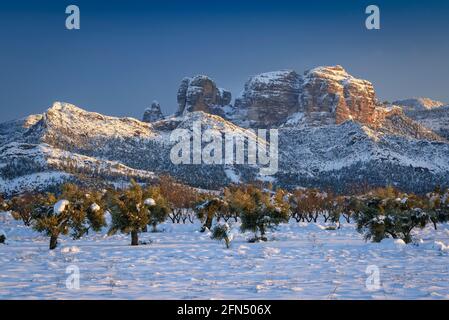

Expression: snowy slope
xmin=403 ymin=105 xmax=449 ymax=139
xmin=0 ymin=141 xmax=156 ymax=195
xmin=393 ymin=98 xmax=446 ymax=112
xmin=390 ymin=98 xmax=449 ymax=139
xmin=1 ymin=212 xmax=449 ymax=299
xmin=1 ymin=101 xmax=449 ymax=194
xmin=278 ymin=120 xmax=449 ymax=192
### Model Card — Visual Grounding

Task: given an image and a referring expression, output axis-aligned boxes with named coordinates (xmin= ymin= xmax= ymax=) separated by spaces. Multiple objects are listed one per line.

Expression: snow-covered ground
xmin=1 ymin=211 xmax=449 ymax=300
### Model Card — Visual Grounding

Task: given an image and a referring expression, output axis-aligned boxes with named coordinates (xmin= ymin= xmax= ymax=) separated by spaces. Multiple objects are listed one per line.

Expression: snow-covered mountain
xmin=1 ymin=66 xmax=449 ymax=195
xmin=392 ymin=98 xmax=449 ymax=139
xmin=0 ymin=102 xmax=262 ymax=194
xmin=393 ymin=97 xmax=446 ymax=112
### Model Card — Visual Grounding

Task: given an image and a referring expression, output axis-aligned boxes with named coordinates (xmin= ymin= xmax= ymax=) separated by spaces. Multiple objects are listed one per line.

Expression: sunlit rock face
xmin=298 ymin=65 xmax=378 ymax=126
xmin=233 ymin=66 xmax=382 ymax=128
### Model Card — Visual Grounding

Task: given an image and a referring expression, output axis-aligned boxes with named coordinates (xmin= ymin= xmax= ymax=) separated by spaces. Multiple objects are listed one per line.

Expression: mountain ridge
xmin=1 ymin=65 xmax=449 ymax=195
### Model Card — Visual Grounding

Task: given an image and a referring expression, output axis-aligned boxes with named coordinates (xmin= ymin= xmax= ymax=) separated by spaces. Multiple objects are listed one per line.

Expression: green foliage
xmin=354 ymin=193 xmax=439 ymax=244
xmin=211 ymin=223 xmax=231 ymax=248
xmin=8 ymin=193 xmax=37 ymax=226
xmin=32 ymin=183 xmax=106 ymax=249
xmin=107 ymin=180 xmax=152 ymax=245
xmin=341 ymin=196 xmax=364 ymax=223
xmin=422 ymin=190 xmax=449 ymax=228
xmin=196 ymin=198 xmax=228 ymax=232
xmin=237 ymin=186 xmax=289 ymax=242
xmin=61 ymin=183 xmax=106 ymax=238
xmin=4 ymin=178 xmax=449 ymax=250
xmin=354 ymin=197 xmax=390 ymax=242
xmin=0 ymin=158 xmax=43 ymax=179
xmin=31 ymin=193 xmax=60 ymax=236
xmin=322 ymin=193 xmax=345 ymax=228
xmin=145 ymin=186 xmax=170 ymax=232
xmin=0 ymin=194 xmax=8 ymax=212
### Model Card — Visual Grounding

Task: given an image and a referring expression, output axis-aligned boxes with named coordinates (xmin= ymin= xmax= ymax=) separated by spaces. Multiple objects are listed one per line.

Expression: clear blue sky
xmin=0 ymin=0 xmax=448 ymax=121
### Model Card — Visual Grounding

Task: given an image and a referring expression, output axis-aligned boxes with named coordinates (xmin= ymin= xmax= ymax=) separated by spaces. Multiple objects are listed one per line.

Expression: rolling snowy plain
xmin=1 ymin=210 xmax=448 ymax=300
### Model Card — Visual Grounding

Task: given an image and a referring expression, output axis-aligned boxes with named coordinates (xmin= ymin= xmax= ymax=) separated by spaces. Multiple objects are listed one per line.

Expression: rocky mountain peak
xmin=172 ymin=66 xmax=425 ymax=131
xmin=1 ymin=95 xmax=449 ymax=195
xmin=232 ymin=65 xmax=381 ymax=128
xmin=234 ymin=70 xmax=301 ymax=128
xmin=299 ymin=65 xmax=378 ymax=126
xmin=393 ymin=98 xmax=449 ymax=139
xmin=143 ymin=100 xmax=164 ymax=123
xmin=2 ymin=65 xmax=449 ymax=195
xmin=393 ymin=97 xmax=446 ymax=112
xmin=36 ymin=102 xmax=154 ymax=151
xmin=304 ymin=65 xmax=348 ymax=80
xmin=176 ymin=75 xmax=232 ymax=116
xmin=46 ymin=101 xmax=84 ymax=114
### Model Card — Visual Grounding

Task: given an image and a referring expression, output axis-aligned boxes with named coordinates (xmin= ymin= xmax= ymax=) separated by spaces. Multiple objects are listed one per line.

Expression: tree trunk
xmin=259 ymin=225 xmax=266 ymax=240
xmin=204 ymin=215 xmax=213 ymax=231
xmin=431 ymin=219 xmax=438 ymax=230
xmin=224 ymin=237 xmax=230 ymax=249
xmin=131 ymin=230 xmax=139 ymax=246
xmin=49 ymin=235 xmax=58 ymax=250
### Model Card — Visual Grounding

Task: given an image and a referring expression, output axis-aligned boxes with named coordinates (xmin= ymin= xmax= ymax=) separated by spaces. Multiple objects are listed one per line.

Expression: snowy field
xmin=1 ymin=211 xmax=449 ymax=300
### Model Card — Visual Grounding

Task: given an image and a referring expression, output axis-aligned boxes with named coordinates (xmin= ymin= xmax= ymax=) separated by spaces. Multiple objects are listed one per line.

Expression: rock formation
xmin=233 ymin=66 xmax=382 ymax=128
xmin=171 ymin=66 xmax=446 ymax=135
xmin=234 ymin=70 xmax=301 ymax=127
xmin=2 ymin=100 xmax=449 ymax=195
xmin=299 ymin=65 xmax=379 ymax=126
xmin=176 ymin=75 xmax=232 ymax=115
xmin=143 ymin=101 xmax=164 ymax=122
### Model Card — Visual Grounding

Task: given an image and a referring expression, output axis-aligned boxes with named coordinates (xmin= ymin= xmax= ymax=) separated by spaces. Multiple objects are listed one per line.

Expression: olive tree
xmin=238 ymin=186 xmax=289 ymax=242
xmin=145 ymin=185 xmax=170 ymax=232
xmin=196 ymin=197 xmax=228 ymax=232
xmin=355 ymin=194 xmax=437 ymax=244
xmin=108 ymin=180 xmax=153 ymax=245
xmin=33 ymin=184 xmax=106 ymax=250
